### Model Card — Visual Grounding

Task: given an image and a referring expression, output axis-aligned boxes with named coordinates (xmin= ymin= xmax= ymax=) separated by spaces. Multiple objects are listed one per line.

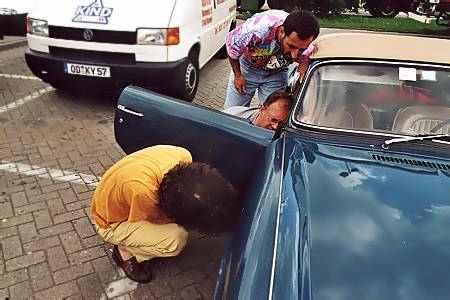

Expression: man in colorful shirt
xmin=91 ymin=145 xmax=238 ymax=283
xmin=224 ymin=10 xmax=319 ymax=109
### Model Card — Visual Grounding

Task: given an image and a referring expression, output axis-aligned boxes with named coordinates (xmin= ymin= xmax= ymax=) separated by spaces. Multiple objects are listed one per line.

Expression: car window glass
xmin=295 ymin=63 xmax=450 ymax=136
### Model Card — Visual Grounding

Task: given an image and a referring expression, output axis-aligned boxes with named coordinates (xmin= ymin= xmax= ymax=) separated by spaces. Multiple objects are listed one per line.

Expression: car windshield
xmin=295 ymin=63 xmax=450 ymax=136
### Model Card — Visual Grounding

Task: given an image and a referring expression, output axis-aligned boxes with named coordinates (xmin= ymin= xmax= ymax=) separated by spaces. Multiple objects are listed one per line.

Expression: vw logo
xmin=82 ymin=29 xmax=94 ymax=41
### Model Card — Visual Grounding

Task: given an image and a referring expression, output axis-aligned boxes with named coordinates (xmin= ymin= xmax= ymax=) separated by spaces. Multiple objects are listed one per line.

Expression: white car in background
xmin=0 ymin=0 xmax=36 ymax=39
xmin=25 ymin=0 xmax=237 ymax=101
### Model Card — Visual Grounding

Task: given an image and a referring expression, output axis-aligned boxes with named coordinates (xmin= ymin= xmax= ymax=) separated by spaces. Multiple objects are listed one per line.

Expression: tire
xmin=267 ymin=0 xmax=283 ymax=9
xmin=267 ymin=0 xmax=295 ymax=10
xmin=258 ymin=0 xmax=265 ymax=9
xmin=173 ymin=56 xmax=199 ymax=102
xmin=367 ymin=8 xmax=382 ymax=17
xmin=367 ymin=1 xmax=399 ymax=18
xmin=379 ymin=6 xmax=399 ymax=18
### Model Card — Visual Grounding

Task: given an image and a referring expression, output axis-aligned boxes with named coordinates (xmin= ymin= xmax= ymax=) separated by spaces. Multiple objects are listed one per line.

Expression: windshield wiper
xmin=382 ymin=134 xmax=450 ymax=149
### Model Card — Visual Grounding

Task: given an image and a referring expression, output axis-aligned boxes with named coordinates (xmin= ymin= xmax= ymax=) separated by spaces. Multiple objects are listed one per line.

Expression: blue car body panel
xmin=297 ymin=137 xmax=450 ymax=300
xmin=215 ymin=138 xmax=284 ymax=299
xmin=114 ymin=79 xmax=450 ymax=300
xmin=114 ymin=86 xmax=273 ymax=193
xmin=216 ymin=131 xmax=450 ymax=300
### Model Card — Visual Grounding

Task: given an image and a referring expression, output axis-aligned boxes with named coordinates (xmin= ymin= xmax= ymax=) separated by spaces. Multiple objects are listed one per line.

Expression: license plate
xmin=64 ymin=63 xmax=111 ymax=78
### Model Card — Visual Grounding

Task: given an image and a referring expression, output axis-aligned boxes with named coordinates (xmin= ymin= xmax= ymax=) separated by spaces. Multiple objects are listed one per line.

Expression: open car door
xmin=114 ymin=86 xmax=275 ymax=193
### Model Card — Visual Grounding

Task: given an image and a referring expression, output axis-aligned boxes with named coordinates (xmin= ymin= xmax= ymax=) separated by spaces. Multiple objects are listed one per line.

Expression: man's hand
xmin=234 ymin=74 xmax=247 ymax=95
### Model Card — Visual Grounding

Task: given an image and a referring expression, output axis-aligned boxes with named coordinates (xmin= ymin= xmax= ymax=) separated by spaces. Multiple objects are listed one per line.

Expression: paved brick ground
xmin=0 ymin=27 xmax=347 ymax=299
xmin=0 ymin=44 xmax=232 ymax=299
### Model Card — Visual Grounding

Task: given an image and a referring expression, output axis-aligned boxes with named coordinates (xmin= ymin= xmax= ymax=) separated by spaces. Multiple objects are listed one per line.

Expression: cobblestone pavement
xmin=0 ymin=43 xmax=232 ymax=300
xmin=0 ymin=28 xmax=346 ymax=299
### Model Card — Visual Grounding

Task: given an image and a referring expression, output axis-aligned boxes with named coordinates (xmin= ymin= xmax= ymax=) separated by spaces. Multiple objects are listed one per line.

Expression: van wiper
xmin=382 ymin=134 xmax=449 ymax=149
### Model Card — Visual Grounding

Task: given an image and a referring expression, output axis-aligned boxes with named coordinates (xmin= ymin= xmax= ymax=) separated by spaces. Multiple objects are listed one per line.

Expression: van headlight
xmin=28 ymin=18 xmax=49 ymax=37
xmin=137 ymin=28 xmax=179 ymax=45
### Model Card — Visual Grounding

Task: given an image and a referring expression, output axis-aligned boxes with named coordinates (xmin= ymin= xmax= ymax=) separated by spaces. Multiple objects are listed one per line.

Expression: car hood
xmin=281 ymin=134 xmax=450 ymax=300
xmin=30 ymin=0 xmax=176 ymax=30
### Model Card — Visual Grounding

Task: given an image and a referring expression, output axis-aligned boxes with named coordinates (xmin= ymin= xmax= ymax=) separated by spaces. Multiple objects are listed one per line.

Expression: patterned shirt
xmin=226 ymin=10 xmax=315 ymax=73
xmin=226 ymin=10 xmax=290 ymax=71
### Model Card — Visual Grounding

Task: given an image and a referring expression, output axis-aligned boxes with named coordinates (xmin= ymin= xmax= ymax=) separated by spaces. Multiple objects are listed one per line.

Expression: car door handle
xmin=117 ymin=104 xmax=144 ymax=117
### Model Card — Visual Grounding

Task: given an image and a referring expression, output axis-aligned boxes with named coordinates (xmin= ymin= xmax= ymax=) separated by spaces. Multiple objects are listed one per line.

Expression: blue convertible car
xmin=114 ymin=33 xmax=450 ymax=299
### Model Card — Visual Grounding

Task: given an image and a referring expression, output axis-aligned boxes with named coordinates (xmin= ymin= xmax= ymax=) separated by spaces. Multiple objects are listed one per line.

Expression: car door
xmin=114 ymin=86 xmax=275 ymax=193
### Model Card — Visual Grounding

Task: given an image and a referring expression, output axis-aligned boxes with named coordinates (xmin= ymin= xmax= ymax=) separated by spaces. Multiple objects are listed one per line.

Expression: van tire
xmin=173 ymin=56 xmax=199 ymax=102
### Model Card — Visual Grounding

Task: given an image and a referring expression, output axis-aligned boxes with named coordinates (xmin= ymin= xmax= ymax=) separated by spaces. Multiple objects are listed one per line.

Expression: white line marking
xmin=0 ymin=74 xmax=41 ymax=81
xmin=0 ymin=87 xmax=54 ymax=114
xmin=103 ymin=278 xmax=139 ymax=298
xmin=0 ymin=161 xmax=101 ymax=187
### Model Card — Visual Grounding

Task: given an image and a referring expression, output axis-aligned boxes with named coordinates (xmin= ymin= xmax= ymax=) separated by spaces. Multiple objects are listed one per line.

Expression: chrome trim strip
xmin=433 ymin=139 xmax=450 ymax=145
xmin=117 ymin=104 xmax=144 ymax=117
xmin=290 ymin=59 xmax=450 ymax=138
xmin=268 ymin=137 xmax=286 ymax=300
xmin=296 ymin=122 xmax=405 ymax=138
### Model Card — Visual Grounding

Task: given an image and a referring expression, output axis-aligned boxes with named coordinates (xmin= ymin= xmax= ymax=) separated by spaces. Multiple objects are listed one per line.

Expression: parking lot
xmin=0 ymin=27 xmax=345 ymax=299
xmin=0 ymin=40 xmax=234 ymax=299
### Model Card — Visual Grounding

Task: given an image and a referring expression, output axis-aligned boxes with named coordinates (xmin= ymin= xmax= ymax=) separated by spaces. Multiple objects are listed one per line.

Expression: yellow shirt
xmin=91 ymin=145 xmax=192 ymax=228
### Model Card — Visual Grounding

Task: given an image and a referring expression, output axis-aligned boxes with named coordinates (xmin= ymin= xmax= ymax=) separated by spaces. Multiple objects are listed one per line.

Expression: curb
xmin=0 ymin=39 xmax=27 ymax=51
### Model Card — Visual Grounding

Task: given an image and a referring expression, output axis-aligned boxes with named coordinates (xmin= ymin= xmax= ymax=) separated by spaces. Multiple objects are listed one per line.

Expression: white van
xmin=25 ymin=0 xmax=237 ymax=101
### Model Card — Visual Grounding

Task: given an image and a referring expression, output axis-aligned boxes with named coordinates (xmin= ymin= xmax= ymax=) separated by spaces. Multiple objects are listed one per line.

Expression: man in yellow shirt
xmin=91 ymin=145 xmax=238 ymax=283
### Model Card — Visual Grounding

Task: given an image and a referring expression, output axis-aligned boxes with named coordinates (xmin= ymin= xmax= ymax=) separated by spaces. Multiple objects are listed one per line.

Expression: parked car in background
xmin=362 ymin=0 xmax=412 ymax=18
xmin=25 ymin=0 xmax=237 ymax=101
xmin=113 ymin=33 xmax=450 ymax=299
xmin=410 ymin=0 xmax=450 ymax=26
xmin=239 ymin=0 xmax=360 ymax=14
xmin=0 ymin=0 xmax=35 ymax=39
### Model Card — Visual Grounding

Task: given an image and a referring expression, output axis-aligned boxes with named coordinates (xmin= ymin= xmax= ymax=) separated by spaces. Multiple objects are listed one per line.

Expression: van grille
xmin=48 ymin=26 xmax=136 ymax=45
xmin=49 ymin=47 xmax=135 ymax=64
xmin=371 ymin=154 xmax=450 ymax=170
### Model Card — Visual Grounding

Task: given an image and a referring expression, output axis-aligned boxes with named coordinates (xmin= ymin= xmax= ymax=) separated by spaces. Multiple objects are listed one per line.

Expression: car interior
xmin=296 ymin=64 xmax=450 ymax=136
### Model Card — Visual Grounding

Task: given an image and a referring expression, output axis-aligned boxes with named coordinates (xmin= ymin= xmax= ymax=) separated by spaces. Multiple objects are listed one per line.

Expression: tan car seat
xmin=319 ymin=101 xmax=373 ymax=130
xmin=393 ymin=106 xmax=450 ymax=135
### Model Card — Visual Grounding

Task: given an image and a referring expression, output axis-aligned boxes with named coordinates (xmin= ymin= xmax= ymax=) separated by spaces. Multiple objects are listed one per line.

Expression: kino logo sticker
xmin=72 ymin=0 xmax=113 ymax=24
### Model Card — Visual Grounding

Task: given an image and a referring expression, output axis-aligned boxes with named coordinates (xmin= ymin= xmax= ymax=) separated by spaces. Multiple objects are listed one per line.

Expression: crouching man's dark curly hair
xmin=158 ymin=162 xmax=239 ymax=235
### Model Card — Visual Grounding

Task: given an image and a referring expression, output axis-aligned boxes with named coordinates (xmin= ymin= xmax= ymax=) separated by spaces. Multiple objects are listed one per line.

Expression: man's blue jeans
xmin=224 ymin=57 xmax=288 ymax=109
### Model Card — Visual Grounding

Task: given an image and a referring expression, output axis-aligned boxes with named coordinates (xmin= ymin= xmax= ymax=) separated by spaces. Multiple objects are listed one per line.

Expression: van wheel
xmin=173 ymin=56 xmax=199 ymax=102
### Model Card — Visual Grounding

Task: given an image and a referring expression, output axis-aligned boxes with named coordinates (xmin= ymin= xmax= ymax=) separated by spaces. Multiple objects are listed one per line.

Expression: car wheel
xmin=173 ymin=56 xmax=199 ymax=102
xmin=379 ymin=5 xmax=399 ymax=18
xmin=258 ymin=0 xmax=265 ymax=9
xmin=267 ymin=0 xmax=295 ymax=10
xmin=367 ymin=8 xmax=382 ymax=17
xmin=267 ymin=0 xmax=283 ymax=9
xmin=367 ymin=0 xmax=399 ymax=18
xmin=216 ymin=20 xmax=236 ymax=59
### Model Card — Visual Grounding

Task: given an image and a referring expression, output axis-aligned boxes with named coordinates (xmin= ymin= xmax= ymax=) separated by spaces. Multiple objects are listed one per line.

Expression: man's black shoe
xmin=112 ymin=245 xmax=152 ymax=283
